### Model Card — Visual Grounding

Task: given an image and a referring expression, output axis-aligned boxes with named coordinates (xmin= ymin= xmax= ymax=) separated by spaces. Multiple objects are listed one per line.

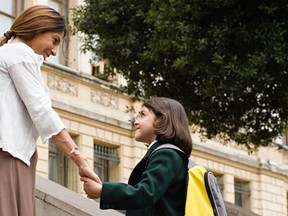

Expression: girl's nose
xmin=134 ymin=121 xmax=139 ymax=127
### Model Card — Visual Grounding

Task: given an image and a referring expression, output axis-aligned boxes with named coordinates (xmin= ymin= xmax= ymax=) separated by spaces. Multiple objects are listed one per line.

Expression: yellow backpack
xmin=154 ymin=144 xmax=228 ymax=216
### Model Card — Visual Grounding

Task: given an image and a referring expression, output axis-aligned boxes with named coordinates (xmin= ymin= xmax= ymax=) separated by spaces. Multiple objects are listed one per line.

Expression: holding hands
xmin=78 ymin=163 xmax=102 ymax=185
xmin=49 ymin=129 xmax=102 ymax=187
xmin=81 ymin=176 xmax=103 ymax=199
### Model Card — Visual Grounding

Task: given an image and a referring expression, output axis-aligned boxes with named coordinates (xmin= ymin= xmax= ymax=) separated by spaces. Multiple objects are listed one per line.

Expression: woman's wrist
xmin=69 ymin=150 xmax=88 ymax=167
xmin=67 ymin=146 xmax=79 ymax=157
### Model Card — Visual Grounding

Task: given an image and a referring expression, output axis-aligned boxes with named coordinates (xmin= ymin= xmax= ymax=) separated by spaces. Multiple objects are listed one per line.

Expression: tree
xmin=72 ymin=0 xmax=288 ymax=151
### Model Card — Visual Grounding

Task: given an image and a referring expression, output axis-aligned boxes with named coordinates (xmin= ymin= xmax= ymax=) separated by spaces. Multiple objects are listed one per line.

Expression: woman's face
xmin=27 ymin=31 xmax=64 ymax=60
xmin=134 ymin=106 xmax=157 ymax=144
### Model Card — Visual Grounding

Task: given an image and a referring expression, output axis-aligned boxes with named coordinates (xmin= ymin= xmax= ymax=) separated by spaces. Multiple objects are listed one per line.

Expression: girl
xmin=81 ymin=97 xmax=193 ymax=215
xmin=0 ymin=5 xmax=100 ymax=216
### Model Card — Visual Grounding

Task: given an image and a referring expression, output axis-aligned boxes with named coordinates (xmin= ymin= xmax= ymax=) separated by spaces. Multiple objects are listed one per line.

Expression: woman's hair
xmin=0 ymin=5 xmax=67 ymax=46
xmin=143 ymin=97 xmax=193 ymax=156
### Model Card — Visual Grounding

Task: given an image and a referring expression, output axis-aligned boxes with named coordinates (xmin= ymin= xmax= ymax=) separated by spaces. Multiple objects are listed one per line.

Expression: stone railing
xmin=36 ymin=175 xmax=123 ymax=216
xmin=36 ymin=175 xmax=259 ymax=216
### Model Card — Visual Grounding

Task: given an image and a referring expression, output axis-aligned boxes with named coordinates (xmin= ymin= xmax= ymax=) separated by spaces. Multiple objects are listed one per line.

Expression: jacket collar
xmin=144 ymin=141 xmax=162 ymax=158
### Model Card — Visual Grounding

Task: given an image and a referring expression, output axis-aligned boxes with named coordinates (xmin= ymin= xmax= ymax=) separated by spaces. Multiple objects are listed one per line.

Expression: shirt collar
xmin=147 ymin=139 xmax=158 ymax=149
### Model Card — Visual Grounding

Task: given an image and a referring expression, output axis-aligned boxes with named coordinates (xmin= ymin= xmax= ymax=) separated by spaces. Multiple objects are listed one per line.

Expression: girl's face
xmin=27 ymin=31 xmax=64 ymax=60
xmin=134 ymin=106 xmax=157 ymax=144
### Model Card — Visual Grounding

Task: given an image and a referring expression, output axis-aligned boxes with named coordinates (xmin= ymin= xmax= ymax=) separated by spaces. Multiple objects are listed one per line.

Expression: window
xmin=49 ymin=135 xmax=79 ymax=191
xmin=286 ymin=192 xmax=288 ymax=216
xmin=92 ymin=65 xmax=101 ymax=77
xmin=214 ymin=174 xmax=224 ymax=196
xmin=234 ymin=179 xmax=251 ymax=209
xmin=273 ymin=133 xmax=288 ymax=151
xmin=49 ymin=141 xmax=68 ymax=187
xmin=94 ymin=144 xmax=120 ymax=182
xmin=91 ymin=59 xmax=118 ymax=82
xmin=283 ymin=133 xmax=288 ymax=146
xmin=0 ymin=0 xmax=23 ymax=35
xmin=47 ymin=0 xmax=68 ymax=65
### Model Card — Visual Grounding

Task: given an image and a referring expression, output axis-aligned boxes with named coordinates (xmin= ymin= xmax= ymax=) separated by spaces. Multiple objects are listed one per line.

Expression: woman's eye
xmin=53 ymin=38 xmax=60 ymax=44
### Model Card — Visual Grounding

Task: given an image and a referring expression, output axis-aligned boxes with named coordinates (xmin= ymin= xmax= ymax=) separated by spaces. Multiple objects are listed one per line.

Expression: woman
xmin=0 ymin=5 xmax=100 ymax=216
xmin=81 ymin=97 xmax=193 ymax=215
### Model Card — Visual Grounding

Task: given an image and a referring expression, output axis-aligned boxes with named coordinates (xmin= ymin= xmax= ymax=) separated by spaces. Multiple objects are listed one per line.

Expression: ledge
xmin=36 ymin=175 xmax=124 ymax=216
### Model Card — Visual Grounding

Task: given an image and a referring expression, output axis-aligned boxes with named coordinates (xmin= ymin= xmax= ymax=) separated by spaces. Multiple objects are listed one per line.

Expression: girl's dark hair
xmin=143 ymin=97 xmax=193 ymax=156
xmin=0 ymin=5 xmax=67 ymax=46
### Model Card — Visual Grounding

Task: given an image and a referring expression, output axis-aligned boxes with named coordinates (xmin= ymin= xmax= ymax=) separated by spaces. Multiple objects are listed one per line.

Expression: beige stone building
xmin=1 ymin=0 xmax=288 ymax=215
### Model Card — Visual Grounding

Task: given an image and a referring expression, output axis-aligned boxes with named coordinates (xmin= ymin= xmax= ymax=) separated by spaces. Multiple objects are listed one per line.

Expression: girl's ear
xmin=154 ymin=116 xmax=161 ymax=124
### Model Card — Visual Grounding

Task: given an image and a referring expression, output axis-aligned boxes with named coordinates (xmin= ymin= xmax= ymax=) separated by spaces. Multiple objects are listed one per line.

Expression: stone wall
xmin=36 ymin=175 xmax=260 ymax=216
xmin=36 ymin=175 xmax=123 ymax=216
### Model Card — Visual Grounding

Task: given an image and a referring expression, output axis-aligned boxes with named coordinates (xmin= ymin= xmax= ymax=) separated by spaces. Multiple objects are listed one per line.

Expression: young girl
xmin=0 ymin=5 xmax=100 ymax=215
xmin=81 ymin=97 xmax=193 ymax=215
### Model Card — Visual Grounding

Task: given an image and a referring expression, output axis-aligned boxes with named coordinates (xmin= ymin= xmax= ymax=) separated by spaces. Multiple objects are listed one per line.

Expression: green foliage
xmin=73 ymin=0 xmax=288 ymax=151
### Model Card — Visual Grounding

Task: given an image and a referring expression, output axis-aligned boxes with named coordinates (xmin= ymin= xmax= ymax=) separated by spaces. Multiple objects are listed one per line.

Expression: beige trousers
xmin=0 ymin=149 xmax=38 ymax=216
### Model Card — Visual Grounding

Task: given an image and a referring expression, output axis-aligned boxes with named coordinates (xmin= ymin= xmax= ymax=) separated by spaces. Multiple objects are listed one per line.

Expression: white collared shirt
xmin=0 ymin=42 xmax=65 ymax=166
xmin=147 ymin=140 xmax=158 ymax=149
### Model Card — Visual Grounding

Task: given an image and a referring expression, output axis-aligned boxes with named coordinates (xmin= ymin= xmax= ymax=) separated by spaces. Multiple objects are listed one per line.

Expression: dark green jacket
xmin=100 ymin=142 xmax=187 ymax=216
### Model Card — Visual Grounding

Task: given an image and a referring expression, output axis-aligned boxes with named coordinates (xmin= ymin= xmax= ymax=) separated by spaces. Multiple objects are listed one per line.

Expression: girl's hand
xmin=81 ymin=177 xmax=103 ymax=199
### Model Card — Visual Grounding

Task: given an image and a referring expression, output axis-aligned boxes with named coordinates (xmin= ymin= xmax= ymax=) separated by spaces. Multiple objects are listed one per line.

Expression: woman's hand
xmin=78 ymin=164 xmax=102 ymax=184
xmin=81 ymin=176 xmax=103 ymax=199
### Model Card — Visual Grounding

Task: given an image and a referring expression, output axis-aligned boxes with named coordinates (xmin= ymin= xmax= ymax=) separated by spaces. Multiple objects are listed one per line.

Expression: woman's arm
xmin=50 ymin=129 xmax=102 ymax=184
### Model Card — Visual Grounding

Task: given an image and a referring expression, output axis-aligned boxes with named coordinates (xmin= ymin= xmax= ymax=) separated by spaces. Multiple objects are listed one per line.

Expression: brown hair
xmin=143 ymin=97 xmax=193 ymax=156
xmin=0 ymin=5 xmax=67 ymax=46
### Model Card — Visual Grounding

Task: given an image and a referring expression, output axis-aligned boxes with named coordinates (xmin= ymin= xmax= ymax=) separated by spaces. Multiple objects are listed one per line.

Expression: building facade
xmin=1 ymin=0 xmax=288 ymax=215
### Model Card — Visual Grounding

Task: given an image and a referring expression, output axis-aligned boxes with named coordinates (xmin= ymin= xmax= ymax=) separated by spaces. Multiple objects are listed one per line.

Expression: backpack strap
xmin=153 ymin=143 xmax=183 ymax=153
xmin=152 ymin=143 xmax=195 ymax=168
xmin=150 ymin=143 xmax=189 ymax=216
xmin=155 ymin=144 xmax=228 ymax=216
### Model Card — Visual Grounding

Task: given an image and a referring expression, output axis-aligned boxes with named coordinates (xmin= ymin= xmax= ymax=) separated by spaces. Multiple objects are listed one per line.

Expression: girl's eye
xmin=136 ymin=112 xmax=144 ymax=118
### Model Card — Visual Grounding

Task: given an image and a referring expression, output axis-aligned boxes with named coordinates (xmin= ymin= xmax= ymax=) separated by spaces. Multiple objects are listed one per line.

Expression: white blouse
xmin=0 ymin=42 xmax=65 ymax=166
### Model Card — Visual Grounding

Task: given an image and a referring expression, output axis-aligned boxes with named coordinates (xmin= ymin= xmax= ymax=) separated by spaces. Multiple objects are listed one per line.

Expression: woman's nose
xmin=51 ymin=47 xmax=57 ymax=56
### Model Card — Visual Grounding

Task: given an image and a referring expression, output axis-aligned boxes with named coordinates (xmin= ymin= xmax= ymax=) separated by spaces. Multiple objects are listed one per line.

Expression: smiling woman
xmin=24 ymin=31 xmax=64 ymax=60
xmin=0 ymin=5 xmax=101 ymax=216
